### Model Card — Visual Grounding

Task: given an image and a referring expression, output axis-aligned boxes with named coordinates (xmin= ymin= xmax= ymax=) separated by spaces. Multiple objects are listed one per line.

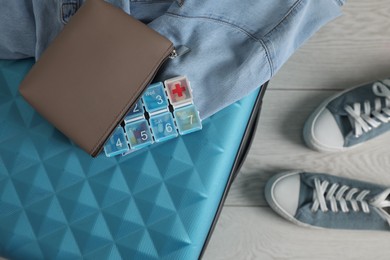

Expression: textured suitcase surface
xmin=0 ymin=59 xmax=260 ymax=260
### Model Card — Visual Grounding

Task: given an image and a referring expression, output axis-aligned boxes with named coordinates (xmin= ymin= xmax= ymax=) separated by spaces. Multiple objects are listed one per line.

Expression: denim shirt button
xmin=61 ymin=0 xmax=81 ymax=24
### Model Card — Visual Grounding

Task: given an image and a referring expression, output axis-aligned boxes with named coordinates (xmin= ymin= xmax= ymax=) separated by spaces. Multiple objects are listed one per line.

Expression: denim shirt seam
xmin=165 ymin=12 xmax=274 ymax=77
xmin=333 ymin=0 xmax=345 ymax=6
xmin=263 ymin=0 xmax=304 ymax=39
xmin=262 ymin=0 xmax=344 ymax=39
xmin=259 ymin=0 xmax=305 ymax=74
xmin=262 ymin=0 xmax=343 ymax=37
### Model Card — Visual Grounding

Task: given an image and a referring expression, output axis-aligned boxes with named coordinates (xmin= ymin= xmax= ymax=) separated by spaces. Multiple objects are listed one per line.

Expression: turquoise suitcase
xmin=0 ymin=59 xmax=267 ymax=259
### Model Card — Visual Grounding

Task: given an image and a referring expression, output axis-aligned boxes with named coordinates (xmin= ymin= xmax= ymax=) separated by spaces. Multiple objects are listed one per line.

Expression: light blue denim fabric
xmin=0 ymin=0 xmax=345 ymax=119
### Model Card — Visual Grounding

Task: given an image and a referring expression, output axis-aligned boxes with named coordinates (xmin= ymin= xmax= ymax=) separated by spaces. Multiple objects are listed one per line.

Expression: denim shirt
xmin=0 ymin=0 xmax=345 ymax=119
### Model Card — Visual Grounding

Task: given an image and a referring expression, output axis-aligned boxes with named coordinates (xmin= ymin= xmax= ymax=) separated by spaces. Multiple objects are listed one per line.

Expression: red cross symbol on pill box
xmin=164 ymin=76 xmax=193 ymax=108
xmin=172 ymin=83 xmax=186 ymax=97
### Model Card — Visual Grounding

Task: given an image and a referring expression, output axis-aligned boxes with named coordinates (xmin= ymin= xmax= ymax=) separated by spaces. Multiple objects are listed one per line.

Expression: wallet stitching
xmin=90 ymin=45 xmax=174 ymax=156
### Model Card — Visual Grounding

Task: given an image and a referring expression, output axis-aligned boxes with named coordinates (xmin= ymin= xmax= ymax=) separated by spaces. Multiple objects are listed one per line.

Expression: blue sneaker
xmin=265 ymin=171 xmax=390 ymax=230
xmin=304 ymin=79 xmax=390 ymax=152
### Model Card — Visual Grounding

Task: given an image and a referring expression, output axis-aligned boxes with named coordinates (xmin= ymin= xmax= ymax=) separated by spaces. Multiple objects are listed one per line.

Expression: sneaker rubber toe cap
xmin=306 ymin=108 xmax=345 ymax=151
xmin=266 ymin=172 xmax=301 ymax=219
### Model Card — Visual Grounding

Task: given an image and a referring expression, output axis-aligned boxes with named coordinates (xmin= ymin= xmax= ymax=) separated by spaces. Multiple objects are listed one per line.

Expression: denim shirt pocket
xmin=60 ymin=0 xmax=82 ymax=24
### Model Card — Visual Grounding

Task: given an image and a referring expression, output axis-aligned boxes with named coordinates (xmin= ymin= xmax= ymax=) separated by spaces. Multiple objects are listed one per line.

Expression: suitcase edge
xmin=199 ymin=82 xmax=269 ymax=258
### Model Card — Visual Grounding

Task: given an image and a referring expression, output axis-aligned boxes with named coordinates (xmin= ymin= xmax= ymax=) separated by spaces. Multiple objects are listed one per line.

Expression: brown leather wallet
xmin=19 ymin=0 xmax=174 ymax=157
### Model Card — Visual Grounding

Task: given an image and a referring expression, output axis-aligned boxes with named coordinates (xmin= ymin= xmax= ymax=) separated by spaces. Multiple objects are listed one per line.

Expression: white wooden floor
xmin=204 ymin=1 xmax=390 ymax=259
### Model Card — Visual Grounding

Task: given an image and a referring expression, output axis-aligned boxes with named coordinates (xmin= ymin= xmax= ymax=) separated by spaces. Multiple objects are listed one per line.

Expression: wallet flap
xmin=19 ymin=0 xmax=174 ymax=157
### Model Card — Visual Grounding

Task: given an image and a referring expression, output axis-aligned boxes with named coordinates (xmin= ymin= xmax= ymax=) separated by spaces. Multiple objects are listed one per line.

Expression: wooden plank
xmin=203 ymin=207 xmax=390 ymax=260
xmin=226 ymin=90 xmax=390 ymax=207
xmin=205 ymin=1 xmax=390 ymax=259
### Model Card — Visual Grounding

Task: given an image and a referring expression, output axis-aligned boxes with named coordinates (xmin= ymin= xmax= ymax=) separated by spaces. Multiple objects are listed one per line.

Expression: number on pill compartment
xmin=156 ymin=95 xmax=163 ymax=105
xmin=133 ymin=103 xmax=139 ymax=112
xmin=141 ymin=131 xmax=148 ymax=141
xmin=166 ymin=123 xmax=173 ymax=133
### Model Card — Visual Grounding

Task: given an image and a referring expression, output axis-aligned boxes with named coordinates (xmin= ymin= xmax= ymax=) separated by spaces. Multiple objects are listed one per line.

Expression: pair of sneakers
xmin=265 ymin=78 xmax=390 ymax=231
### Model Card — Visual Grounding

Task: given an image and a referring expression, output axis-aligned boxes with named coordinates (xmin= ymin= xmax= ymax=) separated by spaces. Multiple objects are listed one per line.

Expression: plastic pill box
xmin=104 ymin=76 xmax=202 ymax=157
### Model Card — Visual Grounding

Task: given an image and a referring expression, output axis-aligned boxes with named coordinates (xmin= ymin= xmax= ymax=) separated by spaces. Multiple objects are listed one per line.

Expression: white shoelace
xmin=311 ymin=178 xmax=370 ymax=213
xmin=311 ymin=178 xmax=390 ymax=226
xmin=344 ymin=79 xmax=390 ymax=137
